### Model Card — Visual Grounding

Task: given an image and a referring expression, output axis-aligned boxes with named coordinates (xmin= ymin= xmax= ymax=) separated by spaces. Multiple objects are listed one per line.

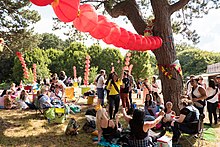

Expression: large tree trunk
xmin=150 ymin=0 xmax=183 ymax=113
xmin=104 ymin=0 xmax=187 ymax=113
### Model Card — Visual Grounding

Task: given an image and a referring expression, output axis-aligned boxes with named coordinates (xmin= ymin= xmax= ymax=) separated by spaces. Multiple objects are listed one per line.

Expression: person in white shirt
xmin=95 ymin=70 xmax=105 ymax=106
xmin=151 ymin=76 xmax=159 ymax=93
xmin=206 ymin=79 xmax=219 ymax=126
xmin=186 ymin=75 xmax=195 ymax=95
xmin=52 ymin=77 xmax=66 ymax=98
xmin=188 ymin=77 xmax=207 ymax=115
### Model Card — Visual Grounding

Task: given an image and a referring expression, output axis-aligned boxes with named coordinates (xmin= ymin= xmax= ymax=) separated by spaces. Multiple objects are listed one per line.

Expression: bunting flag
xmin=158 ymin=59 xmax=182 ymax=80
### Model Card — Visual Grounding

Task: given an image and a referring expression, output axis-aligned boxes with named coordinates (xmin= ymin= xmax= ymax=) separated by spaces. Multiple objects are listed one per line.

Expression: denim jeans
xmin=97 ymin=88 xmax=104 ymax=106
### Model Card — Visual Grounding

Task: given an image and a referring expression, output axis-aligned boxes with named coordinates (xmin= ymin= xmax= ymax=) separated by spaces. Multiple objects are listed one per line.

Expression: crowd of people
xmin=0 ymin=71 xmax=71 ymax=111
xmin=94 ymin=70 xmax=220 ymax=146
xmin=1 ymin=68 xmax=220 ymax=146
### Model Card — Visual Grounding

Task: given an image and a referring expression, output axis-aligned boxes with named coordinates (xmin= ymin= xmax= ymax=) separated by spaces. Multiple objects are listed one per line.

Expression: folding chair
xmin=181 ymin=114 xmax=204 ymax=147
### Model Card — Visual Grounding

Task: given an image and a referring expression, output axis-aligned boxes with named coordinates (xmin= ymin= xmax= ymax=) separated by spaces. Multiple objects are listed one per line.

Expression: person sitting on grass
xmin=95 ymin=107 xmax=121 ymax=144
xmin=39 ymin=86 xmax=54 ymax=109
xmin=144 ymin=94 xmax=157 ymax=121
xmin=50 ymin=85 xmax=64 ymax=107
xmin=122 ymin=108 xmax=166 ymax=147
xmin=4 ymin=90 xmax=16 ymax=109
xmin=171 ymin=98 xmax=200 ymax=143
xmin=162 ymin=101 xmax=175 ymax=131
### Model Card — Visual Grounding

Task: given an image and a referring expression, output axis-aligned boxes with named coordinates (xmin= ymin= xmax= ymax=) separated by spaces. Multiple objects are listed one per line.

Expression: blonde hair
xmin=96 ymin=108 xmax=107 ymax=131
xmin=180 ymin=98 xmax=193 ymax=107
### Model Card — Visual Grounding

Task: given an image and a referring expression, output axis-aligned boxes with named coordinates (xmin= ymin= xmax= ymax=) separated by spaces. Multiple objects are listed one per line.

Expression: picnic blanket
xmin=203 ymin=124 xmax=217 ymax=141
xmin=93 ymin=137 xmax=120 ymax=147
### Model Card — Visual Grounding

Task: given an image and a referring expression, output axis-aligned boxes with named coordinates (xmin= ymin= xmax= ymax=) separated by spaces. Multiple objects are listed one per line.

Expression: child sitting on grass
xmin=162 ymin=101 xmax=175 ymax=131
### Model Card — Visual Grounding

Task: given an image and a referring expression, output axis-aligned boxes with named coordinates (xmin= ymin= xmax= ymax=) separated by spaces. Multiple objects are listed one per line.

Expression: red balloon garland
xmin=30 ymin=0 xmax=53 ymax=6
xmin=16 ymin=52 xmax=29 ymax=79
xmin=30 ymin=0 xmax=163 ymax=51
xmin=33 ymin=64 xmax=37 ymax=83
xmin=102 ymin=22 xmax=121 ymax=45
xmin=114 ymin=28 xmax=130 ymax=48
xmin=84 ymin=55 xmax=90 ymax=86
xmin=52 ymin=0 xmax=80 ymax=23
xmin=73 ymin=66 xmax=77 ymax=79
xmin=73 ymin=4 xmax=98 ymax=33
xmin=89 ymin=15 xmax=112 ymax=39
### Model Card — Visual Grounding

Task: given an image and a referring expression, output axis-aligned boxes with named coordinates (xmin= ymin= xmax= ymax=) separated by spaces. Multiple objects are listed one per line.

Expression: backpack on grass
xmin=65 ymin=118 xmax=80 ymax=135
xmin=45 ymin=107 xmax=66 ymax=124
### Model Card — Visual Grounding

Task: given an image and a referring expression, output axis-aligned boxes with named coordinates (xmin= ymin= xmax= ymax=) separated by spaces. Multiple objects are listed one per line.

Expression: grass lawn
xmin=0 ymin=97 xmax=220 ymax=147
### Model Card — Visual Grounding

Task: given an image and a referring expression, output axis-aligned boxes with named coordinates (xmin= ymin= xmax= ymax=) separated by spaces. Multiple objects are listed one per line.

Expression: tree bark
xmin=104 ymin=0 xmax=186 ymax=113
xmin=151 ymin=0 xmax=183 ymax=113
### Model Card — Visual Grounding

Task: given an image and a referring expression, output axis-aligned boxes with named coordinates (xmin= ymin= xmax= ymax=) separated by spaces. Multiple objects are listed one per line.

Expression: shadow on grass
xmin=0 ymin=106 xmax=96 ymax=147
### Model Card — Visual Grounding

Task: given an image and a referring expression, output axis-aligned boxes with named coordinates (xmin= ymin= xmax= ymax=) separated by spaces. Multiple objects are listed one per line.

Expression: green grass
xmin=0 ymin=98 xmax=219 ymax=147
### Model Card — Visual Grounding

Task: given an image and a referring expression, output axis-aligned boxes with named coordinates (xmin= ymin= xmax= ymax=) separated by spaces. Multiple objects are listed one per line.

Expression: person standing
xmin=198 ymin=76 xmax=207 ymax=89
xmin=136 ymin=78 xmax=142 ymax=99
xmin=215 ymin=75 xmax=220 ymax=119
xmin=206 ymin=79 xmax=219 ymax=126
xmin=188 ymin=77 xmax=207 ymax=115
xmin=106 ymin=72 xmax=122 ymax=119
xmin=127 ymin=71 xmax=136 ymax=108
xmin=151 ymin=76 xmax=159 ymax=93
xmin=142 ymin=78 xmax=152 ymax=104
xmin=186 ymin=75 xmax=195 ymax=95
xmin=95 ymin=70 xmax=105 ymax=106
xmin=120 ymin=71 xmax=130 ymax=112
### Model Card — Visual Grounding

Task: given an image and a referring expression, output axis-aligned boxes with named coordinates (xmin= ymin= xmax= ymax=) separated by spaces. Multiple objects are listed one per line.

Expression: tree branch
xmin=104 ymin=0 xmax=146 ymax=35
xmin=169 ymin=0 xmax=190 ymax=15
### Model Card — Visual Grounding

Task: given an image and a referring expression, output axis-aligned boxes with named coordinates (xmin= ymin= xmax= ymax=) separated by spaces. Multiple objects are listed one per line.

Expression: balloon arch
xmin=30 ymin=0 xmax=163 ymax=51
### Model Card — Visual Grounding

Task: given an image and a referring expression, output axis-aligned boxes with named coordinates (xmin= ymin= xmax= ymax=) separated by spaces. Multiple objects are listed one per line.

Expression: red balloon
xmin=16 ymin=52 xmax=21 ymax=57
xmin=86 ymin=55 xmax=91 ymax=60
xmin=30 ymin=0 xmax=53 ymax=6
xmin=52 ymin=0 xmax=80 ymax=23
xmin=102 ymin=22 xmax=121 ymax=45
xmin=133 ymin=34 xmax=142 ymax=51
xmin=145 ymin=37 xmax=152 ymax=50
xmin=114 ymin=28 xmax=130 ymax=48
xmin=89 ymin=15 xmax=112 ymax=39
xmin=73 ymin=4 xmax=98 ymax=32
xmin=85 ymin=60 xmax=90 ymax=64
xmin=148 ymin=36 xmax=157 ymax=50
xmin=154 ymin=36 xmax=163 ymax=49
xmin=139 ymin=36 xmax=147 ymax=51
xmin=124 ymin=31 xmax=136 ymax=50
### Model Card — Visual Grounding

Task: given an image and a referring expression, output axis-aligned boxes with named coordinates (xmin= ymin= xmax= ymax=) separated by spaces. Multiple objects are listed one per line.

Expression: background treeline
xmin=2 ymin=34 xmax=220 ymax=86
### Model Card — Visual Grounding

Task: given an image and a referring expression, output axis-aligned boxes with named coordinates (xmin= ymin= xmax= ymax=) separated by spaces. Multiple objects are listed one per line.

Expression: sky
xmin=30 ymin=4 xmax=220 ymax=53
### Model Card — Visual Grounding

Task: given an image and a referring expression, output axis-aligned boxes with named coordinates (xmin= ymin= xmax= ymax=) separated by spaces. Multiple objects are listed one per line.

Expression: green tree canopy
xmin=87 ymin=44 xmax=103 ymax=68
xmin=98 ymin=48 xmax=123 ymax=75
xmin=0 ymin=0 xmax=41 ymax=52
xmin=129 ymin=51 xmax=153 ymax=81
xmin=38 ymin=33 xmax=66 ymax=50
xmin=178 ymin=48 xmax=220 ymax=77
